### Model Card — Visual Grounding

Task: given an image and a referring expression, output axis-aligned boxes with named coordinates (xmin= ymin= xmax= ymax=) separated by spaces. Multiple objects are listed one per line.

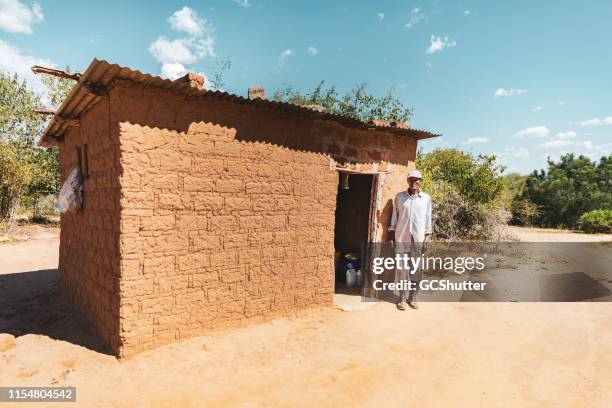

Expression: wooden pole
xmin=34 ymin=108 xmax=56 ymax=115
xmin=31 ymin=65 xmax=81 ymax=81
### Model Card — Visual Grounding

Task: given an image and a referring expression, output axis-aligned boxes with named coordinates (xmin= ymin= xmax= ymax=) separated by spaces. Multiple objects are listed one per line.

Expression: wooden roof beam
xmin=55 ymin=117 xmax=80 ymax=127
xmin=34 ymin=109 xmax=79 ymax=126
xmin=34 ymin=108 xmax=56 ymax=115
xmin=31 ymin=65 xmax=81 ymax=81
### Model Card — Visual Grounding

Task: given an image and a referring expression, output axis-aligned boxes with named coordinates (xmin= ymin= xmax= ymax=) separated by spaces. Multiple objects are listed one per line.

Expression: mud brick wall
xmin=67 ymin=79 xmax=418 ymax=357
xmin=310 ymin=121 xmax=417 ymax=242
xmin=58 ymin=99 xmax=122 ymax=352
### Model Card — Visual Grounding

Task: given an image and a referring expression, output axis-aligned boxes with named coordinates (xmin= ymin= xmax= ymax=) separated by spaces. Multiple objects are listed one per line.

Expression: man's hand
xmin=422 ymin=235 xmax=430 ymax=254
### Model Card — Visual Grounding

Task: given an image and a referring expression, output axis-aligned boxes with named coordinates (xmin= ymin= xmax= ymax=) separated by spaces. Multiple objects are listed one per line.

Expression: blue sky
xmin=1 ymin=0 xmax=610 ymax=174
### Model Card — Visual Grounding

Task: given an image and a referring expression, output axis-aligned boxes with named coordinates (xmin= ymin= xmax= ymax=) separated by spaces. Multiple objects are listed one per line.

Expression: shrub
xmin=417 ymin=148 xmax=505 ymax=207
xmin=273 ymin=81 xmax=413 ymax=123
xmin=431 ymin=187 xmax=510 ymax=241
xmin=510 ymin=198 xmax=540 ymax=226
xmin=417 ymin=148 xmax=509 ymax=241
xmin=577 ymin=210 xmax=612 ymax=233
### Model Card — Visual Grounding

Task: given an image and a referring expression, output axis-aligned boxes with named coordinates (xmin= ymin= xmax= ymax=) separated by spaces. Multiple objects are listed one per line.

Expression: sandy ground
xmin=508 ymin=226 xmax=611 ymax=242
xmin=1 ymin=227 xmax=611 ymax=407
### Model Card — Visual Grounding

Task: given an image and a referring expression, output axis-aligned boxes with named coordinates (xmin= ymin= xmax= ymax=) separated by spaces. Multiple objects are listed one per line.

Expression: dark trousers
xmin=396 ymin=241 xmax=423 ymax=303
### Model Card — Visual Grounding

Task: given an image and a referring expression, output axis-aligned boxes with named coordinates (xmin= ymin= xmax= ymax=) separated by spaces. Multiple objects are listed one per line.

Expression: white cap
xmin=408 ymin=170 xmax=422 ymax=179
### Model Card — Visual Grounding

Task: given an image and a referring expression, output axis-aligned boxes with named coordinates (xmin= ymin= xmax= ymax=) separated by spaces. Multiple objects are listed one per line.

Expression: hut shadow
xmin=0 ymin=269 xmax=112 ymax=355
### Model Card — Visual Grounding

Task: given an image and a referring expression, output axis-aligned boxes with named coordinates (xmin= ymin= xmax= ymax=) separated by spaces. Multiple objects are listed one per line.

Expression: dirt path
xmin=0 ymin=229 xmax=59 ymax=275
xmin=1 ymin=228 xmax=612 ymax=407
xmin=509 ymin=226 xmax=611 ymax=242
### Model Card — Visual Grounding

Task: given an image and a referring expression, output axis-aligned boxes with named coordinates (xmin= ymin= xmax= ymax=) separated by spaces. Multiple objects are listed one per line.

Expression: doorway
xmin=333 ymin=172 xmax=374 ymax=295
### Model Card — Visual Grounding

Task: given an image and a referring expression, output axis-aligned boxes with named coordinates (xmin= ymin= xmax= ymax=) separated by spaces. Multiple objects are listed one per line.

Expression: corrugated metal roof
xmin=40 ymin=59 xmax=440 ymax=146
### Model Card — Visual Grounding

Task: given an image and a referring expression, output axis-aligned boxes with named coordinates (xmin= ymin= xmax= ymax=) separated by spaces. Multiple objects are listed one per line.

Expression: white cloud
xmin=425 ymin=62 xmax=432 ymax=68
xmin=463 ymin=137 xmax=488 ymax=145
xmin=426 ymin=35 xmax=456 ymax=54
xmin=406 ymin=8 xmax=424 ymax=28
xmin=0 ymin=0 xmax=44 ymax=34
xmin=149 ymin=7 xmax=216 ymax=79
xmin=542 ymin=139 xmax=573 ymax=148
xmin=279 ymin=48 xmax=295 ymax=66
xmin=191 ymin=36 xmax=215 ymax=58
xmin=554 ymin=131 xmax=576 ymax=140
xmin=0 ymin=38 xmax=54 ymax=94
xmin=160 ymin=62 xmax=188 ymax=80
xmin=539 ymin=132 xmax=593 ymax=150
xmin=495 ymin=88 xmax=528 ymax=97
xmin=168 ymin=6 xmax=207 ymax=36
xmin=511 ymin=125 xmax=549 ymax=139
xmin=377 ymin=12 xmax=384 ymax=21
xmin=233 ymin=0 xmax=251 ymax=7
xmin=578 ymin=140 xmax=593 ymax=149
xmin=149 ymin=37 xmax=198 ymax=65
xmin=307 ymin=46 xmax=318 ymax=55
xmin=541 ymin=139 xmax=593 ymax=149
xmin=531 ymin=105 xmax=544 ymax=112
xmin=463 ymin=10 xmax=470 ymax=15
xmin=580 ymin=116 xmax=612 ymax=126
xmin=505 ymin=147 xmax=530 ymax=158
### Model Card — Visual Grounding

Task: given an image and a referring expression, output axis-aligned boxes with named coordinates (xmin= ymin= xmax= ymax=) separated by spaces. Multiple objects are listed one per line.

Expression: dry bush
xmin=432 ymin=188 xmax=511 ymax=242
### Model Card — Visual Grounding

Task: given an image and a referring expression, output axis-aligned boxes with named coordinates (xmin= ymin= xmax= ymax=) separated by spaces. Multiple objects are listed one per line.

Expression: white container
xmin=346 ymin=268 xmax=357 ymax=287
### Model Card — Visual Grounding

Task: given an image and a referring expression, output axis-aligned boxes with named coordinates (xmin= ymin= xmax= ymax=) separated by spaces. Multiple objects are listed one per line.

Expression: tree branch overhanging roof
xmin=39 ymin=59 xmax=440 ymax=146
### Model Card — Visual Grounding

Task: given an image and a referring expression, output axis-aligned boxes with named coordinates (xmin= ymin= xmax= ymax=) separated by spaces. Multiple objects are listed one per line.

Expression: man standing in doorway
xmin=388 ymin=170 xmax=433 ymax=311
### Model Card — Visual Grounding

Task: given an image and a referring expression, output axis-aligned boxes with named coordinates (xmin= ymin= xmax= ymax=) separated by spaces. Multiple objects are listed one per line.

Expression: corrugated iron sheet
xmin=40 ymin=59 xmax=440 ymax=145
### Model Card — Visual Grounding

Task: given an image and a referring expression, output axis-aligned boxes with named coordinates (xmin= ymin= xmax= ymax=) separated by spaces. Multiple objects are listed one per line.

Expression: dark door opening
xmin=333 ymin=173 xmax=374 ymax=294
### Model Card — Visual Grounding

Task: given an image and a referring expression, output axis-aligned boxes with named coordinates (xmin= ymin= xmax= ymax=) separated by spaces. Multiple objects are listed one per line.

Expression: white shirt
xmin=389 ymin=190 xmax=433 ymax=243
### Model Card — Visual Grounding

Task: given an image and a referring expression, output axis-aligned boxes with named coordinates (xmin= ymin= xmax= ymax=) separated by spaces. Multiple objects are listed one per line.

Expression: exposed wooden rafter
xmin=48 ymin=135 xmax=64 ymax=143
xmin=34 ymin=108 xmax=56 ymax=115
xmin=31 ymin=65 xmax=81 ymax=81
xmin=33 ymin=108 xmax=79 ymax=126
xmin=56 ymin=117 xmax=80 ymax=127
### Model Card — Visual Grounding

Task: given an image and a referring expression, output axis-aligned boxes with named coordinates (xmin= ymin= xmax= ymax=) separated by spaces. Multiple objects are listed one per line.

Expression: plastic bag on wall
xmin=55 ymin=166 xmax=83 ymax=214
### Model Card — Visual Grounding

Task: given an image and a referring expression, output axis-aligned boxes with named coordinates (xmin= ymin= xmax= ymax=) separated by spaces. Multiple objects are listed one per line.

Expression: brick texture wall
xmin=58 ymin=98 xmax=122 ymax=352
xmin=58 ymin=78 xmax=418 ymax=357
xmin=112 ymin=79 xmax=418 ymax=356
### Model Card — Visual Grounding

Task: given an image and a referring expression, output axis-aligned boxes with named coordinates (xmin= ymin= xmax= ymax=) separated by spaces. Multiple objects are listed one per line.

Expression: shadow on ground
xmin=0 ymin=269 xmax=111 ymax=355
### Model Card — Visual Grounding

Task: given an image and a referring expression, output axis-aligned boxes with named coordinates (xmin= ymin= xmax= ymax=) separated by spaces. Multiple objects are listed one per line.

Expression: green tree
xmin=273 ymin=81 xmax=413 ymax=124
xmin=521 ymin=154 xmax=612 ymax=228
xmin=417 ymin=148 xmax=505 ymax=206
xmin=501 ymin=173 xmax=540 ymax=225
xmin=0 ymin=140 xmax=30 ymax=221
xmin=40 ymin=69 xmax=74 ymax=108
xmin=416 ymin=148 xmax=508 ymax=240
xmin=0 ymin=68 xmax=74 ymax=222
xmin=0 ymin=72 xmax=44 ymax=145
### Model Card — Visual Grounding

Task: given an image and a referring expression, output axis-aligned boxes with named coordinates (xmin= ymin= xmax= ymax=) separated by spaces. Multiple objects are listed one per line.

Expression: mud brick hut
xmin=39 ymin=59 xmax=438 ymax=357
